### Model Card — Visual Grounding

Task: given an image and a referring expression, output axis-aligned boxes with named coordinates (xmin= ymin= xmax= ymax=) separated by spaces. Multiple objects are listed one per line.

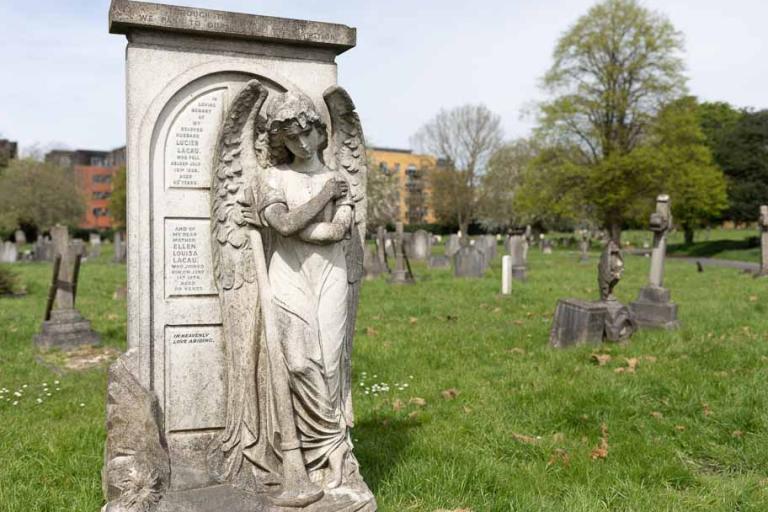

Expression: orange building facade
xmin=368 ymin=147 xmax=436 ymax=225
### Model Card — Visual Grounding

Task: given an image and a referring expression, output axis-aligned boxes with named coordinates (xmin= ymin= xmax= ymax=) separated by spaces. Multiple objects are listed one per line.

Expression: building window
xmin=91 ymin=157 xmax=106 ymax=166
xmin=92 ymin=174 xmax=112 ymax=184
xmin=92 ymin=191 xmax=112 ymax=200
xmin=394 ymin=163 xmax=401 ymax=173
xmin=93 ymin=207 xmax=110 ymax=217
xmin=378 ymin=162 xmax=388 ymax=173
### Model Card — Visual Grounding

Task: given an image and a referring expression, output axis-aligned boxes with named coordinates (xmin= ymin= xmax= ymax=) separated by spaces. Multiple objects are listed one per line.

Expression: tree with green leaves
xmin=365 ymin=154 xmax=400 ymax=230
xmin=412 ymin=104 xmax=503 ymax=235
xmin=534 ymin=0 xmax=687 ymax=241
xmin=0 ymin=159 xmax=85 ymax=235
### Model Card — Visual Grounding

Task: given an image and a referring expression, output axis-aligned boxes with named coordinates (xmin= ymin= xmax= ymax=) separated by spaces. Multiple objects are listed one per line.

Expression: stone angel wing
xmin=323 ymin=86 xmax=367 ymax=427
xmin=209 ymin=79 xmax=268 ymax=481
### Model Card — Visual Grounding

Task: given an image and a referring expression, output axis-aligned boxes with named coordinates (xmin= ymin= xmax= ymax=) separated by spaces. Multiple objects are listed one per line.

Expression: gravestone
xmin=0 ymin=241 xmax=17 ymax=263
xmin=508 ymin=235 xmax=527 ymax=281
xmin=363 ymin=245 xmax=383 ymax=279
xmin=106 ymin=3 xmax=375 ymax=511
xmin=427 ymin=255 xmax=451 ymax=269
xmin=453 ymin=245 xmax=485 ymax=278
xmin=578 ymin=229 xmax=590 ymax=262
xmin=501 ymin=255 xmax=512 ymax=295
xmin=550 ymin=242 xmax=636 ymax=348
xmin=542 ymin=240 xmax=553 ymax=255
xmin=523 ymin=225 xmax=533 ymax=262
xmin=390 ymin=222 xmax=414 ymax=284
xmin=14 ymin=229 xmax=26 ymax=245
xmin=114 ymin=231 xmax=127 ymax=263
xmin=445 ymin=234 xmax=460 ymax=258
xmin=758 ymin=205 xmax=768 ymax=276
xmin=629 ymin=195 xmax=679 ymax=329
xmin=374 ymin=226 xmax=389 ymax=272
xmin=34 ymin=225 xmax=100 ymax=349
xmin=34 ymin=236 xmax=53 ymax=262
xmin=409 ymin=229 xmax=431 ymax=261
xmin=89 ymin=233 xmax=102 ymax=258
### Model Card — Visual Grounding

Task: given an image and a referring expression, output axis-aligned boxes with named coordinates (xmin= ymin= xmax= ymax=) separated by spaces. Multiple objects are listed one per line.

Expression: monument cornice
xmin=109 ymin=0 xmax=357 ymax=54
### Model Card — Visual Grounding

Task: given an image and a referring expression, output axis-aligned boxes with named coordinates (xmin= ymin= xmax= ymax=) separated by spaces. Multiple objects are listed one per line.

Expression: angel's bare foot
xmin=324 ymin=442 xmax=348 ymax=489
xmin=270 ymin=448 xmax=323 ymax=507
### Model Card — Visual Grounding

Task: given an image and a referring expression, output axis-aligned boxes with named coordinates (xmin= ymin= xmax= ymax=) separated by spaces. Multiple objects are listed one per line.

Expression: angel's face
xmin=284 ymin=124 xmax=322 ymax=162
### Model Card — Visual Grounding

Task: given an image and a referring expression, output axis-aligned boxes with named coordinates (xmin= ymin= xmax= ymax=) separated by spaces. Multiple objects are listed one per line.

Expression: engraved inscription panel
xmin=167 ymin=325 xmax=225 ymax=431
xmin=165 ymin=219 xmax=216 ymax=297
xmin=166 ymin=88 xmax=225 ymax=188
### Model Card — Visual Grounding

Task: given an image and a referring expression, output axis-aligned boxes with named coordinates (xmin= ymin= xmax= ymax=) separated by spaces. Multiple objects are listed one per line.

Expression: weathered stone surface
xmin=629 ymin=194 xmax=678 ymax=329
xmin=35 ymin=309 xmax=101 ymax=350
xmin=14 ymin=229 xmax=26 ymax=245
xmin=114 ymin=231 xmax=127 ymax=264
xmin=501 ymin=255 xmax=512 ymax=295
xmin=549 ymin=299 xmax=607 ymax=348
xmin=390 ymin=222 xmax=414 ymax=284
xmin=445 ymin=234 xmax=460 ymax=258
xmin=0 ymin=241 xmax=17 ymax=263
xmin=102 ymin=349 xmax=170 ymax=512
xmin=427 ymin=255 xmax=450 ymax=269
xmin=108 ymin=4 xmax=375 ymax=508
xmin=90 ymin=233 xmax=102 ymax=258
xmin=629 ymin=286 xmax=679 ymax=330
xmin=508 ymin=235 xmax=526 ymax=281
xmin=34 ymin=236 xmax=53 ymax=262
xmin=758 ymin=205 xmax=768 ymax=276
xmin=409 ymin=229 xmax=431 ymax=261
xmin=542 ymin=240 xmax=553 ymax=255
xmin=453 ymin=245 xmax=485 ymax=278
xmin=363 ymin=245 xmax=384 ymax=279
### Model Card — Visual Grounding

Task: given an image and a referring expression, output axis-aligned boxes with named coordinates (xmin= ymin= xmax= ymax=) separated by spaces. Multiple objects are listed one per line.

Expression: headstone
xmin=453 ymin=245 xmax=485 ymax=278
xmin=34 ymin=225 xmax=100 ymax=350
xmin=501 ymin=255 xmax=512 ymax=295
xmin=578 ymin=229 xmax=590 ymax=263
xmin=390 ymin=222 xmax=414 ymax=284
xmin=542 ymin=240 xmax=553 ymax=255
xmin=445 ymin=234 xmax=461 ymax=258
xmin=758 ymin=205 xmax=768 ymax=276
xmin=14 ymin=229 xmax=26 ymax=245
xmin=480 ymin=234 xmax=496 ymax=261
xmin=550 ymin=242 xmax=636 ymax=348
xmin=363 ymin=245 xmax=384 ymax=279
xmin=508 ymin=235 xmax=527 ymax=281
xmin=409 ymin=229 xmax=431 ymax=261
xmin=427 ymin=254 xmax=451 ymax=269
xmin=523 ymin=225 xmax=533 ymax=261
xmin=375 ymin=226 xmax=389 ymax=272
xmin=34 ymin=236 xmax=53 ymax=262
xmin=106 ymin=3 xmax=375 ymax=510
xmin=114 ymin=231 xmax=127 ymax=264
xmin=89 ymin=233 xmax=102 ymax=258
xmin=0 ymin=241 xmax=17 ymax=263
xmin=629 ymin=195 xmax=679 ymax=329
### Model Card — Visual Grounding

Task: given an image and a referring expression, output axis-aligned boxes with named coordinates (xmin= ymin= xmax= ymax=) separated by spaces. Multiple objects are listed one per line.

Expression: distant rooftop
xmin=370 ymin=147 xmax=412 ymax=154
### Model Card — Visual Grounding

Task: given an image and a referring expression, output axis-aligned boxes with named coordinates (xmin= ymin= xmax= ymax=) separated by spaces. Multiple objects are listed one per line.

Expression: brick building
xmin=368 ymin=147 xmax=437 ymax=224
xmin=45 ymin=147 xmax=124 ymax=229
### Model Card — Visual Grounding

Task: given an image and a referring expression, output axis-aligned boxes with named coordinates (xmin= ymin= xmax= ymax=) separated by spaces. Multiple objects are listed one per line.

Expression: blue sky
xmin=0 ymin=0 xmax=766 ymax=154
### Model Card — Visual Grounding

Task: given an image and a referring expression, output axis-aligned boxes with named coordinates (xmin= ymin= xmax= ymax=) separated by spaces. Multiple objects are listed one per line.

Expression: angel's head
xmin=267 ymin=90 xmax=328 ymax=165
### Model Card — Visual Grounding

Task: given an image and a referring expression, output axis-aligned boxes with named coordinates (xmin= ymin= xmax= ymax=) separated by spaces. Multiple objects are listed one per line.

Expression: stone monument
xmin=34 ymin=225 xmax=101 ymax=349
xmin=89 ymin=232 xmax=102 ymax=258
xmin=389 ymin=222 xmax=414 ymax=284
xmin=445 ymin=233 xmax=460 ymax=258
xmin=758 ymin=205 xmax=768 ymax=277
xmin=453 ymin=244 xmax=485 ymax=278
xmin=409 ymin=229 xmax=431 ymax=261
xmin=104 ymin=2 xmax=375 ymax=511
xmin=549 ymin=241 xmax=636 ymax=348
xmin=114 ymin=231 xmax=127 ymax=263
xmin=0 ymin=241 xmax=17 ymax=263
xmin=508 ymin=234 xmax=526 ymax=281
xmin=629 ymin=194 xmax=679 ymax=329
xmin=14 ymin=229 xmax=26 ymax=245
xmin=578 ymin=229 xmax=590 ymax=262
xmin=501 ymin=255 xmax=512 ymax=295
xmin=374 ymin=226 xmax=389 ymax=273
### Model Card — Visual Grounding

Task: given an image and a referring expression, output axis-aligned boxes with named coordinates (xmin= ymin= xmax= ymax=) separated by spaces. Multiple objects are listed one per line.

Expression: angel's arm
xmin=298 ymin=203 xmax=354 ymax=244
xmin=260 ymin=179 xmax=348 ymax=237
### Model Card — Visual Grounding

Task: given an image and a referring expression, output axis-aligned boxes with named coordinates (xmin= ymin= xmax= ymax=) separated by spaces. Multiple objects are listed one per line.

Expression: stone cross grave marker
xmin=629 ymin=194 xmax=679 ymax=329
xmin=389 ymin=222 xmax=414 ymax=284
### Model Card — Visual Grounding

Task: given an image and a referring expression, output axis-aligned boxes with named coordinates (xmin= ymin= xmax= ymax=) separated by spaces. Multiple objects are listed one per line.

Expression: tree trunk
xmin=684 ymin=225 xmax=694 ymax=245
xmin=459 ymin=220 xmax=470 ymax=247
xmin=608 ymin=222 xmax=622 ymax=244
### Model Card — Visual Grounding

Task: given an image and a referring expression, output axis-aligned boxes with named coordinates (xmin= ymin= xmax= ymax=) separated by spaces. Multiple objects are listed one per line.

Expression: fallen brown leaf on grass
xmin=732 ymin=430 xmax=744 ymax=438
xmin=509 ymin=347 xmax=526 ymax=355
xmin=441 ymin=388 xmax=460 ymax=400
xmin=643 ymin=355 xmax=657 ymax=363
xmin=512 ymin=432 xmax=539 ymax=445
xmin=650 ymin=411 xmax=663 ymax=419
xmin=492 ymin=307 xmax=502 ymax=314
xmin=591 ymin=353 xmax=612 ymax=366
xmin=409 ymin=397 xmax=427 ymax=407
xmin=615 ymin=357 xmax=639 ymax=373
xmin=552 ymin=432 xmax=565 ymax=443
xmin=409 ymin=317 xmax=418 ymax=325
xmin=590 ymin=423 xmax=609 ymax=460
xmin=392 ymin=399 xmax=404 ymax=412
xmin=463 ymin=405 xmax=473 ymax=415
xmin=547 ymin=448 xmax=570 ymax=468
xmin=674 ymin=425 xmax=686 ymax=432
xmin=408 ymin=411 xmax=420 ymax=419
xmin=364 ymin=326 xmax=378 ymax=336
xmin=513 ymin=320 xmax=524 ymax=326
xmin=702 ymin=403 xmax=712 ymax=417
xmin=749 ymin=295 xmax=758 ymax=302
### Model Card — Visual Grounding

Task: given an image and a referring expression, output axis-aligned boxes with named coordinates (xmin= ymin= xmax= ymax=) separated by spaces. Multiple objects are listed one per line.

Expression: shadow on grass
xmin=667 ymin=237 xmax=759 ymax=258
xmin=353 ymin=415 xmax=418 ymax=493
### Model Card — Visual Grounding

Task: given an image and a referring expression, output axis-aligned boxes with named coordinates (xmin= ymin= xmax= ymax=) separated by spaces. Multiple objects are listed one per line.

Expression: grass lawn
xmin=2 ymin=243 xmax=768 ymax=511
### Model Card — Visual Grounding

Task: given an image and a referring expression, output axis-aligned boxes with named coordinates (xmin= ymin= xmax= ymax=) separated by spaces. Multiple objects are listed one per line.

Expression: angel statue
xmin=209 ymin=79 xmax=374 ymax=510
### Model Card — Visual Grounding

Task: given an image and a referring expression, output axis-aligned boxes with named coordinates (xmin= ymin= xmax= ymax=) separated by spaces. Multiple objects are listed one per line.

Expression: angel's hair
xmin=267 ymin=90 xmax=328 ymax=165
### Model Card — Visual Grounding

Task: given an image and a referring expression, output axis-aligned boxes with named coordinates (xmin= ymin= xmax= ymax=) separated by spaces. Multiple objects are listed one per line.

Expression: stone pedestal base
xmin=34 ymin=309 xmax=101 ymax=350
xmin=427 ymin=255 xmax=451 ymax=269
xmin=550 ymin=298 xmax=636 ymax=348
xmin=629 ymin=286 xmax=679 ymax=329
